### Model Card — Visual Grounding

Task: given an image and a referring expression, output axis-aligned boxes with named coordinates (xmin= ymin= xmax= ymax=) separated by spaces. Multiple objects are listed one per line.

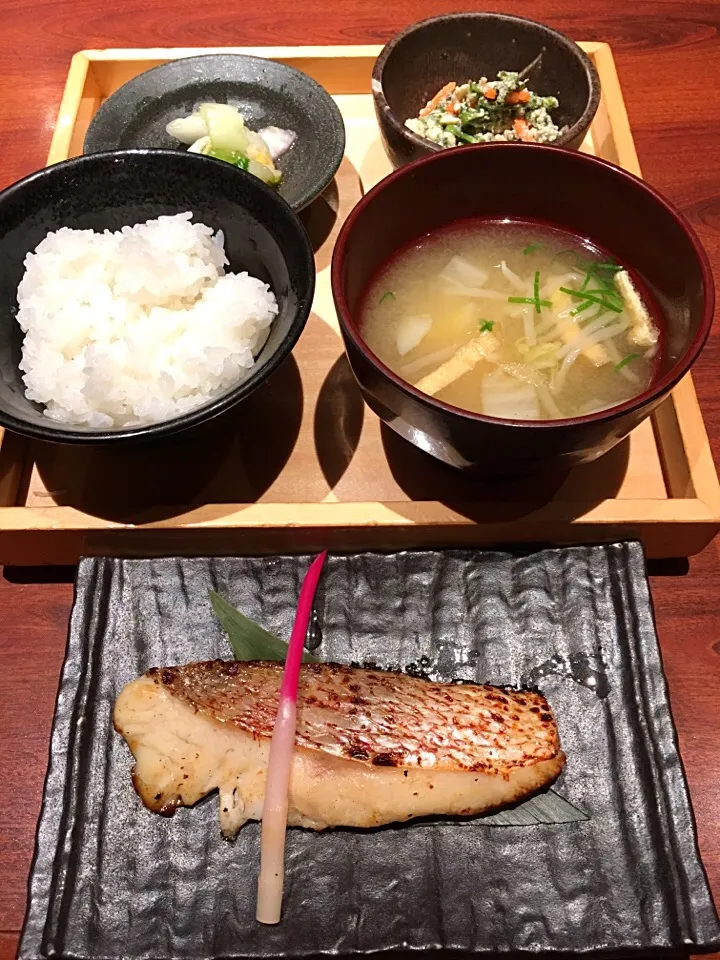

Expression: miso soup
xmin=360 ymin=220 xmax=662 ymax=420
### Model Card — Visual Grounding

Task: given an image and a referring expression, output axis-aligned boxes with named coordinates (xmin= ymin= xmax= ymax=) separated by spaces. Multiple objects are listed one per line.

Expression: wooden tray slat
xmin=0 ymin=43 xmax=718 ymax=563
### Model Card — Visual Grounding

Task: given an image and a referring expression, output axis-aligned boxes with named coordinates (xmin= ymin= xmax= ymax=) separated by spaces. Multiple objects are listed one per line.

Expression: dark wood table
xmin=1 ymin=1 xmax=719 ymax=956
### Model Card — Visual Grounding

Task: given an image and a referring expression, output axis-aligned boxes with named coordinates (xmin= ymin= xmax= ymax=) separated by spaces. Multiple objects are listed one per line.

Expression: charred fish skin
xmin=114 ymin=660 xmax=565 ymax=836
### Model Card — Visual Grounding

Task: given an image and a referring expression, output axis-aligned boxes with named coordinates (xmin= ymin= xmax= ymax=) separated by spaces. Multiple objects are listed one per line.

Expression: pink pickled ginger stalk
xmin=256 ymin=551 xmax=327 ymax=924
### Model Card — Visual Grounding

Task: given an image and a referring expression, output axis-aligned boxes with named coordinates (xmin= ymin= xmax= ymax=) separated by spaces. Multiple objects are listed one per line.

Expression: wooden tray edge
xmin=46 ymin=52 xmax=91 ymax=166
xmin=2 ymin=41 xmax=717 ymax=564
xmin=0 ymin=511 xmax=716 ymax=564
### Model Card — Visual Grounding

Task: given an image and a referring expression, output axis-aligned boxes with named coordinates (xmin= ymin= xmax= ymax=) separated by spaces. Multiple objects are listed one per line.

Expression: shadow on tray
xmin=314 ymin=354 xmax=365 ymax=489
xmin=379 ymin=422 xmax=631 ymax=524
xmin=29 ymin=355 xmax=304 ymax=524
xmin=299 ymin=178 xmax=339 ymax=258
xmin=301 ymin=156 xmax=363 ymax=272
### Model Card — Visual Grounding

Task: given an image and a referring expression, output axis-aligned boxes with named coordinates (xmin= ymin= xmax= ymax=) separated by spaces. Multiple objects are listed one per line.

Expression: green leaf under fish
xmin=482 ymin=789 xmax=588 ymax=826
xmin=209 ymin=590 xmax=317 ymax=663
xmin=418 ymin=789 xmax=588 ymax=827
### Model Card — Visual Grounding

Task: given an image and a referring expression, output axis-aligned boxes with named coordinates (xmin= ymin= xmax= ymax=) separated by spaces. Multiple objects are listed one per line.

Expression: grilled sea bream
xmin=114 ymin=660 xmax=565 ymax=836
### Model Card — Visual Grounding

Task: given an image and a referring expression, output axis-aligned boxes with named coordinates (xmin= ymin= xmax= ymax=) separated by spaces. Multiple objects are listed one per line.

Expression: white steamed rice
xmin=16 ymin=212 xmax=279 ymax=428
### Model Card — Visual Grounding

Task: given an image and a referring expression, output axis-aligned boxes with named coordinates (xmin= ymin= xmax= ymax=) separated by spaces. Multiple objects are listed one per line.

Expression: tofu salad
xmin=405 ymin=71 xmax=564 ymax=148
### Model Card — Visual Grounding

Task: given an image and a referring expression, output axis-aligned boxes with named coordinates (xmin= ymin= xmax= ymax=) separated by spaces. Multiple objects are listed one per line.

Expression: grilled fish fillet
xmin=114 ymin=660 xmax=565 ymax=836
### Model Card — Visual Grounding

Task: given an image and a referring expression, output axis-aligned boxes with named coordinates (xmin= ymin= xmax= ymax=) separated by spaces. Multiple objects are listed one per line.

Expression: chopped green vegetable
xmin=578 ymin=260 xmax=622 ymax=295
xmin=380 ymin=291 xmax=396 ymax=304
xmin=580 ymin=263 xmax=595 ymax=292
xmin=508 ymin=271 xmax=550 ymax=314
xmin=508 ymin=296 xmax=552 ymax=308
xmin=559 ymin=286 xmax=623 ymax=313
xmin=479 ymin=319 xmax=495 ymax=332
xmin=569 ymin=298 xmax=593 ymax=316
xmin=533 ymin=271 xmax=542 ymax=313
xmin=206 ymin=146 xmax=250 ymax=169
xmin=614 ymin=353 xmax=640 ymax=371
xmin=570 ymin=300 xmax=603 ymax=318
xmin=560 ymin=259 xmax=624 ymax=317
xmin=523 ymin=243 xmax=542 ymax=255
xmin=209 ymin=590 xmax=317 ymax=663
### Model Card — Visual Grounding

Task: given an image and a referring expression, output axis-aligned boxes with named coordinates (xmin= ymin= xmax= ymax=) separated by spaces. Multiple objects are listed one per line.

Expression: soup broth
xmin=360 ymin=219 xmax=662 ymax=420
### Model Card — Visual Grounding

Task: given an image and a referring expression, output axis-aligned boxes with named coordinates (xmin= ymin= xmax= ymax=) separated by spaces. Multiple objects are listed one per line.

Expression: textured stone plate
xmin=19 ymin=545 xmax=720 ymax=957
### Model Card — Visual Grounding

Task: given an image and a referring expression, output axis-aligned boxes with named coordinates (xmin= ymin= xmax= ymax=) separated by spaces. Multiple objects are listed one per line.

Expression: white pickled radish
xmin=500 ymin=363 xmax=564 ymax=419
xmin=198 ymin=103 xmax=249 ymax=153
xmin=187 ymin=136 xmax=210 ymax=154
xmin=396 ymin=314 xmax=432 ymax=356
xmin=439 ymin=255 xmax=488 ymax=288
xmin=442 ymin=286 xmax=507 ymax=301
xmin=481 ymin=368 xmax=540 ymax=420
xmin=258 ymin=126 xmax=298 ymax=160
xmin=166 ymin=114 xmax=209 ymax=144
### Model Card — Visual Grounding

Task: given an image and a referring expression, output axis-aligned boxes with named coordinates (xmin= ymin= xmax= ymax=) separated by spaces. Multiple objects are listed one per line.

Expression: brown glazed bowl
xmin=331 ymin=143 xmax=713 ymax=477
xmin=372 ymin=12 xmax=600 ymax=169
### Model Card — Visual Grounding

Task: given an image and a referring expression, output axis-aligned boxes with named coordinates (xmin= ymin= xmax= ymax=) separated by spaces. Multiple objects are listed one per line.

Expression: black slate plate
xmin=84 ymin=54 xmax=346 ymax=211
xmin=19 ymin=545 xmax=720 ymax=958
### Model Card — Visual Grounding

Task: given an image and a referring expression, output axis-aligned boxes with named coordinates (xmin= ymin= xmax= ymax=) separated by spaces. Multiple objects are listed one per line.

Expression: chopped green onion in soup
xmin=360 ymin=219 xmax=661 ymax=421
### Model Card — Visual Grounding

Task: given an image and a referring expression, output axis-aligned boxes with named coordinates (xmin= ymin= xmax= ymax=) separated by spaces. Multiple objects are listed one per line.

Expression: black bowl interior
xmin=337 ymin=144 xmax=709 ymax=405
xmin=379 ymin=14 xmax=596 ymax=146
xmin=84 ymin=55 xmax=346 ymax=211
xmin=0 ymin=150 xmax=314 ymax=443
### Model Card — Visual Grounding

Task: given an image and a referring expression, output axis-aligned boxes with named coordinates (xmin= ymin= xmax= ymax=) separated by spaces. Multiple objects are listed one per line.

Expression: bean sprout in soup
xmin=360 ymin=220 xmax=662 ymax=420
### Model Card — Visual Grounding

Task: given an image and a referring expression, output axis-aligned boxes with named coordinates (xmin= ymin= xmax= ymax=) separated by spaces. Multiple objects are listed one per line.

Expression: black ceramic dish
xmin=0 ymin=149 xmax=315 ymax=444
xmin=18 ymin=546 xmax=720 ymax=956
xmin=372 ymin=12 xmax=600 ymax=168
xmin=84 ymin=54 xmax=346 ymax=211
xmin=331 ymin=142 xmax=714 ymax=476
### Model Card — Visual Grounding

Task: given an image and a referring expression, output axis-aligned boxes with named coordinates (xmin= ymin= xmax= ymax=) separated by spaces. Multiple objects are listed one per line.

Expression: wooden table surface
xmin=1 ymin=0 xmax=719 ymax=956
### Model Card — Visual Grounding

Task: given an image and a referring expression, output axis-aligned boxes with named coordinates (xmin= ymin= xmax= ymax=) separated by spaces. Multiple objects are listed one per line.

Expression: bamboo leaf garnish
xmin=209 ymin=590 xmax=318 ymax=663
xmin=414 ymin=790 xmax=588 ymax=827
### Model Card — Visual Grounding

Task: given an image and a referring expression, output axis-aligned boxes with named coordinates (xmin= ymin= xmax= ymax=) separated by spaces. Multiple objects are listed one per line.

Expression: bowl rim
xmin=83 ymin=52 xmax=347 ymax=212
xmin=371 ymin=11 xmax=601 ymax=155
xmin=0 ymin=148 xmax=316 ymax=444
xmin=331 ymin=141 xmax=715 ymax=431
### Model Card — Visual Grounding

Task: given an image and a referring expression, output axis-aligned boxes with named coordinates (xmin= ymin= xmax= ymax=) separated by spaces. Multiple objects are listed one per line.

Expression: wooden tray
xmin=0 ymin=44 xmax=718 ymax=565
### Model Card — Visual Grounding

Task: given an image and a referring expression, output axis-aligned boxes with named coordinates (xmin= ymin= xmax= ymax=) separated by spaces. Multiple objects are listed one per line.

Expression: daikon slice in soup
xmin=360 ymin=219 xmax=663 ymax=421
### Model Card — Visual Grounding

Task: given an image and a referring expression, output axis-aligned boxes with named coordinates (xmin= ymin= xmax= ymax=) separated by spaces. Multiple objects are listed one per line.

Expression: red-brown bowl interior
xmin=332 ymin=143 xmax=713 ymax=437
